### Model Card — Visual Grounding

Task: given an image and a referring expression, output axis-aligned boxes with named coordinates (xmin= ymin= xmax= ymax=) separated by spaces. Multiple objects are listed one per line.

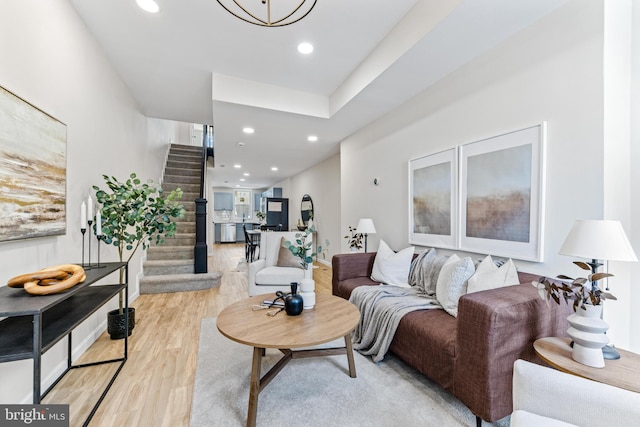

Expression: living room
xmin=1 ymin=0 xmax=640 ymax=425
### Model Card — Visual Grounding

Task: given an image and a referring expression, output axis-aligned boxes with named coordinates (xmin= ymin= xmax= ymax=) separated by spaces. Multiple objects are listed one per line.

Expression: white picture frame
xmin=458 ymin=123 xmax=546 ymax=262
xmin=408 ymin=148 xmax=458 ymax=249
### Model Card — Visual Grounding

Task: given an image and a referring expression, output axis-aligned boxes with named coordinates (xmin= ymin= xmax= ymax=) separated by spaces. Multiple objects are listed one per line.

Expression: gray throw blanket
xmin=349 ymin=285 xmax=440 ymax=362
xmin=409 ymin=248 xmax=449 ymax=297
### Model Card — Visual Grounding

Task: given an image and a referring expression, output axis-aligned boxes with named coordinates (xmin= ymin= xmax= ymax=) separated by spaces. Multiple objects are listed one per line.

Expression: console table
xmin=0 ymin=262 xmax=128 ymax=425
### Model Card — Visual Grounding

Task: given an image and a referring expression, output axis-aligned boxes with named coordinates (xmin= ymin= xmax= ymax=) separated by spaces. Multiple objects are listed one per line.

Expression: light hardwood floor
xmin=43 ymin=243 xmax=333 ymax=427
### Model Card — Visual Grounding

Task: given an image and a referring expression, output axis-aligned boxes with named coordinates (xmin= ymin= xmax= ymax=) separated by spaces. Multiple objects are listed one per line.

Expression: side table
xmin=533 ymin=337 xmax=640 ymax=393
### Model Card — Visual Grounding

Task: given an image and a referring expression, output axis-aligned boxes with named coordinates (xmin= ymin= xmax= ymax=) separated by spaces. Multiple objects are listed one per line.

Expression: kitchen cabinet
xmin=253 ymin=192 xmax=261 ymax=212
xmin=214 ymin=223 xmax=221 ymax=243
xmin=213 ymin=192 xmax=233 ymax=211
xmin=236 ymin=224 xmax=246 ymax=243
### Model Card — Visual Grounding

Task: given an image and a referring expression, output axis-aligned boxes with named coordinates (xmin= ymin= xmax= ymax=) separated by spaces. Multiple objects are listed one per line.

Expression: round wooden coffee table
xmin=217 ymin=293 xmax=360 ymax=427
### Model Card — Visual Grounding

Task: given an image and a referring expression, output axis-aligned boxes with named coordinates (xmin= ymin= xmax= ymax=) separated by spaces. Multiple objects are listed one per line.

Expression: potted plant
xmin=284 ymin=225 xmax=319 ymax=270
xmin=533 ymin=261 xmax=616 ymax=311
xmin=93 ymin=173 xmax=185 ymax=339
xmin=344 ymin=226 xmax=363 ymax=252
xmin=284 ymin=225 xmax=327 ymax=309
xmin=533 ymin=261 xmax=616 ymax=367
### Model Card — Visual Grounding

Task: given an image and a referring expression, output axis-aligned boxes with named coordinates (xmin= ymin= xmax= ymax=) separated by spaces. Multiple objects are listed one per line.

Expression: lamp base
xmin=603 ymin=344 xmax=621 ymax=360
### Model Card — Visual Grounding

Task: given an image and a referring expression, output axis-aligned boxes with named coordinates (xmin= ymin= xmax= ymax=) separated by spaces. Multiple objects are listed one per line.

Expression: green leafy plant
xmin=93 ymin=173 xmax=185 ymax=311
xmin=533 ymin=261 xmax=616 ymax=312
xmin=256 ymin=211 xmax=266 ymax=222
xmin=284 ymin=225 xmax=325 ymax=270
xmin=344 ymin=226 xmax=363 ymax=251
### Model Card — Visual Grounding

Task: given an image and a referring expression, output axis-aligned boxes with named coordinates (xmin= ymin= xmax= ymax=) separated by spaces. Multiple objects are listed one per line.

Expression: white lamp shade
xmin=356 ymin=218 xmax=376 ymax=234
xmin=559 ymin=220 xmax=638 ymax=262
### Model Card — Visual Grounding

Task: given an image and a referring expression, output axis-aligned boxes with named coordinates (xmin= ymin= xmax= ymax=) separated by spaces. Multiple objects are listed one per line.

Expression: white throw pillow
xmin=467 ymin=255 xmax=519 ymax=294
xmin=436 ymin=254 xmax=475 ymax=317
xmin=370 ymin=240 xmax=415 ymax=288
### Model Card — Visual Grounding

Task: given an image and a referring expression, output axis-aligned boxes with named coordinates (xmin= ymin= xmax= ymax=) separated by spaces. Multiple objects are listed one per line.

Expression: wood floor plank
xmin=42 ymin=242 xmax=333 ymax=426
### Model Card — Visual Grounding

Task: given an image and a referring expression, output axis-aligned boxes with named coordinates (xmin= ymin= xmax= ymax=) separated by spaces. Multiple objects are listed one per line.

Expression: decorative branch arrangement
xmin=533 ymin=261 xmax=616 ymax=311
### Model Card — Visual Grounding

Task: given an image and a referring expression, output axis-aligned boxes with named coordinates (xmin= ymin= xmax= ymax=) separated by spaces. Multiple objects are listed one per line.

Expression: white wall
xmin=341 ymin=0 xmax=640 ymax=341
xmin=630 ymin=0 xmax=640 ymax=352
xmin=602 ymin=0 xmax=635 ymax=352
xmin=0 ymin=0 xmax=177 ymax=402
xmin=342 ymin=0 xmax=604 ymax=263
xmin=286 ymin=154 xmax=341 ymax=264
xmin=341 ymin=0 xmax=640 ymax=351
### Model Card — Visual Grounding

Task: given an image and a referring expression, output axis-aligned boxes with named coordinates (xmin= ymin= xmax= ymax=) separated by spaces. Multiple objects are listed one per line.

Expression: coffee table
xmin=217 ymin=293 xmax=361 ymax=427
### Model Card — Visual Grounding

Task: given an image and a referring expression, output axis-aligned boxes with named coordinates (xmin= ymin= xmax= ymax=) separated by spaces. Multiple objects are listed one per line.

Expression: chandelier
xmin=216 ymin=0 xmax=318 ymax=27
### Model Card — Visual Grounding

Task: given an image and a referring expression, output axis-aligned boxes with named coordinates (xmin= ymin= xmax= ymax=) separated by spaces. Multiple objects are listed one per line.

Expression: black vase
xmin=285 ymin=282 xmax=304 ymax=316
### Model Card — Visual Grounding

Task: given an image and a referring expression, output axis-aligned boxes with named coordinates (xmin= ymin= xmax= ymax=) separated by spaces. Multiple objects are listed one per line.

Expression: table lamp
xmin=559 ymin=219 xmax=638 ymax=359
xmin=356 ymin=218 xmax=376 ymax=253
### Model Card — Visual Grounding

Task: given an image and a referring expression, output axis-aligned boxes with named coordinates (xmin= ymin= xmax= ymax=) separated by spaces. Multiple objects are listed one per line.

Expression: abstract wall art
xmin=459 ymin=124 xmax=545 ymax=261
xmin=408 ymin=148 xmax=457 ymax=249
xmin=0 ymin=86 xmax=67 ymax=242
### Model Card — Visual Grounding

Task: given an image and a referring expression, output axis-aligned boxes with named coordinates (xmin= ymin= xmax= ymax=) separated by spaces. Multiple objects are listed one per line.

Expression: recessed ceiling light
xmin=243 ymin=173 xmax=250 ymax=176
xmin=234 ymin=164 xmax=241 ymax=168
xmin=243 ymin=127 xmax=254 ymax=134
xmin=307 ymin=135 xmax=318 ymax=142
xmin=240 ymin=178 xmax=245 ymax=182
xmin=136 ymin=0 xmax=159 ymax=13
xmin=271 ymin=167 xmax=278 ymax=171
xmin=297 ymin=42 xmax=314 ymax=55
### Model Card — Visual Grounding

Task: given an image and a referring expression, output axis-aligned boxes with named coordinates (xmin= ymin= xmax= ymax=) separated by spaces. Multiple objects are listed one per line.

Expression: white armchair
xmin=248 ymin=231 xmax=312 ymax=296
xmin=511 ymin=359 xmax=640 ymax=426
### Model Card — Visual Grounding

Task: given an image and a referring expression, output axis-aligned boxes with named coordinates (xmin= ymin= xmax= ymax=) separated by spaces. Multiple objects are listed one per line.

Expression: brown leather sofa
xmin=332 ymin=252 xmax=572 ymax=425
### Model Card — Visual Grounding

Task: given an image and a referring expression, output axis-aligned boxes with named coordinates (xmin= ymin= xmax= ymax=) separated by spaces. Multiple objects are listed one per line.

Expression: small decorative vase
xmin=284 ymin=283 xmax=304 ymax=316
xmin=567 ymin=304 xmax=609 ymax=368
xmin=299 ymin=268 xmax=315 ymax=310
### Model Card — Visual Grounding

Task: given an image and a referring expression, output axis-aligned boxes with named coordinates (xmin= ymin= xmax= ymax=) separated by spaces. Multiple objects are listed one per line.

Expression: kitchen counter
xmin=213 ymin=222 xmax=260 ymax=243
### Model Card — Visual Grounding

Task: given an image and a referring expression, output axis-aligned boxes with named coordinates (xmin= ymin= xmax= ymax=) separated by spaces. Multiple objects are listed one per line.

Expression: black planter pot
xmin=107 ymin=307 xmax=135 ymax=340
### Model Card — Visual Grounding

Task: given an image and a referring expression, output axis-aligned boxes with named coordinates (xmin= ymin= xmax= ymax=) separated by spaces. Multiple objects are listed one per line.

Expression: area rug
xmin=190 ymin=318 xmax=509 ymax=427
xmin=235 ymin=259 xmax=248 ymax=272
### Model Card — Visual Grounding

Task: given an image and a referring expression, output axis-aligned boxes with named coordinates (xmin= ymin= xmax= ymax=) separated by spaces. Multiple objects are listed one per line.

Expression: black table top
xmin=0 ymin=262 xmax=126 ymax=317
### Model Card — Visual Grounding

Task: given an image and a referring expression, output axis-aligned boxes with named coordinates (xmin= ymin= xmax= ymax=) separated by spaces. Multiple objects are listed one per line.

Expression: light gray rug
xmin=190 ymin=318 xmax=509 ymax=427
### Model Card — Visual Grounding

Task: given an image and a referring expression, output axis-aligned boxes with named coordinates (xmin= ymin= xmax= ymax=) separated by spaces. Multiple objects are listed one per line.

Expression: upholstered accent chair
xmin=248 ymin=231 xmax=312 ymax=296
xmin=511 ymin=359 xmax=640 ymax=426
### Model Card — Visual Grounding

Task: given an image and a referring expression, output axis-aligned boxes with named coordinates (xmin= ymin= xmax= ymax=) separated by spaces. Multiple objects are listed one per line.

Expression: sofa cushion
xmin=390 ymin=309 xmax=457 ymax=391
xmin=276 ymin=236 xmax=301 ymax=268
xmin=370 ymin=240 xmax=415 ymax=287
xmin=468 ymin=255 xmax=519 ymax=294
xmin=255 ymin=266 xmax=305 ymax=285
xmin=436 ymin=255 xmax=475 ymax=317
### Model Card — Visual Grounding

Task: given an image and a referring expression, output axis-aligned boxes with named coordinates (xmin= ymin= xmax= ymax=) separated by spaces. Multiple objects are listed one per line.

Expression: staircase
xmin=139 ymin=144 xmax=221 ymax=294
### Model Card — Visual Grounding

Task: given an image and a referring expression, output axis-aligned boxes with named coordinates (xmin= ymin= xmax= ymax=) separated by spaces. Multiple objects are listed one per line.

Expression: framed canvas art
xmin=0 ymin=86 xmax=67 ymax=242
xmin=459 ymin=124 xmax=546 ymax=261
xmin=408 ymin=148 xmax=457 ymax=249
